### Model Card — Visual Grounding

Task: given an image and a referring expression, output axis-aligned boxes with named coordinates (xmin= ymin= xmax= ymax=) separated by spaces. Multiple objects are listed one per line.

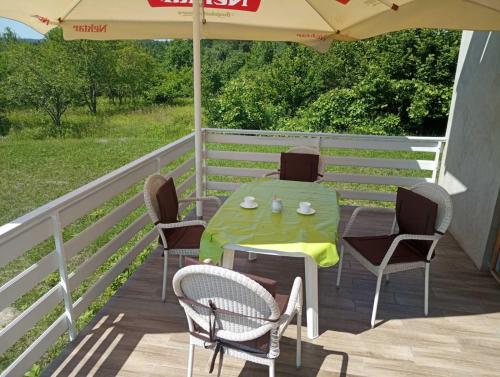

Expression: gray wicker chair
xmin=144 ymin=174 xmax=221 ymax=301
xmin=173 ymin=264 xmax=303 ymax=377
xmin=337 ymin=182 xmax=453 ymax=328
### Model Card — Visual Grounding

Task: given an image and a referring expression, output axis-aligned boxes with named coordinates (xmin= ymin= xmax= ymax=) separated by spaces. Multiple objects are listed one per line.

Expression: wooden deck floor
xmin=44 ymin=205 xmax=500 ymax=377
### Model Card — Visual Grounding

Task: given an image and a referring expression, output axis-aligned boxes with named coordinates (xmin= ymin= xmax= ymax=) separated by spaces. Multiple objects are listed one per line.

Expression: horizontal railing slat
xmin=204 ymin=128 xmax=447 ymax=142
xmin=207 ymin=181 xmax=241 ymax=191
xmin=337 ymin=190 xmax=397 ymax=202
xmin=207 ymin=150 xmax=279 ymax=163
xmin=206 ymin=133 xmax=319 ymax=148
xmin=0 ymin=218 xmax=53 ymax=270
xmin=177 ymin=174 xmax=196 ymax=196
xmin=0 ymin=252 xmax=58 ymax=312
xmin=207 ymin=167 xmax=430 ymax=186
xmin=68 ymin=213 xmax=150 ymax=291
xmin=206 ymin=132 xmax=440 ymax=152
xmin=169 ymin=157 xmax=195 ymax=179
xmin=0 ymin=285 xmax=62 ymax=355
xmin=207 ymin=166 xmax=272 ymax=178
xmin=0 ymin=314 xmax=68 ymax=377
xmin=323 ymin=173 xmax=431 ymax=186
xmin=323 ymin=156 xmax=436 ymax=170
xmin=320 ymin=138 xmax=439 ymax=152
xmin=73 ymin=229 xmax=157 ymax=318
xmin=207 ymin=151 xmax=437 ymax=171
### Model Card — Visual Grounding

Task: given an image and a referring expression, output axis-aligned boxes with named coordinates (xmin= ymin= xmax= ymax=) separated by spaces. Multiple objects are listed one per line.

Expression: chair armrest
xmin=343 ymin=206 xmax=396 ymax=237
xmin=156 ymin=220 xmax=207 ymax=229
xmin=178 ymin=196 xmax=222 ymax=206
xmin=263 ymin=170 xmax=279 ymax=178
xmin=380 ymin=233 xmax=442 ymax=268
xmin=278 ymin=277 xmax=303 ymax=336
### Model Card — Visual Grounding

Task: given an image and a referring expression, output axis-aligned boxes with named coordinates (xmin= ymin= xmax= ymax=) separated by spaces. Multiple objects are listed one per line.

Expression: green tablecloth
xmin=200 ymin=180 xmax=340 ymax=267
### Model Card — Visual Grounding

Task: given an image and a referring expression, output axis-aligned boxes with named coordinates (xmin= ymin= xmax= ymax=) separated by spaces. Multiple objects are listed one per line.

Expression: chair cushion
xmin=396 ymin=187 xmax=438 ymax=257
xmin=279 ymin=152 xmax=319 ymax=182
xmin=343 ymin=234 xmax=427 ymax=265
xmin=163 ymin=226 xmax=205 ymax=250
xmin=156 ymin=177 xmax=179 ymax=226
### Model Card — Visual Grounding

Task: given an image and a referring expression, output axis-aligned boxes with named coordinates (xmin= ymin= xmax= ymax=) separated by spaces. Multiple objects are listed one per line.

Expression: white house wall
xmin=439 ymin=31 xmax=500 ymax=270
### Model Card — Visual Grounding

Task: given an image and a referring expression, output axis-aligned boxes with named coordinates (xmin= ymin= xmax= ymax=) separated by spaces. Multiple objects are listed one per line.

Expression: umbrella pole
xmin=193 ymin=0 xmax=203 ymax=218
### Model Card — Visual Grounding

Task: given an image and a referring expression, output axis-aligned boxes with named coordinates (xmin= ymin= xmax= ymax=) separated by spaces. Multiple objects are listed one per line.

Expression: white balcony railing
xmin=204 ymin=128 xmax=445 ymax=202
xmin=0 ymin=129 xmax=445 ymax=376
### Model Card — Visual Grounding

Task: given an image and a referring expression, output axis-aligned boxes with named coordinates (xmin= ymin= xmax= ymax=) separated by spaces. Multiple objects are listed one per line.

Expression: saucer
xmin=297 ymin=208 xmax=316 ymax=215
xmin=240 ymin=202 xmax=258 ymax=209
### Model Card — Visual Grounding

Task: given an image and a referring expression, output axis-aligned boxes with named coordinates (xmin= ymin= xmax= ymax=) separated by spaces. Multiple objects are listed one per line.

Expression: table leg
xmin=304 ymin=256 xmax=319 ymax=339
xmin=222 ymin=248 xmax=235 ymax=269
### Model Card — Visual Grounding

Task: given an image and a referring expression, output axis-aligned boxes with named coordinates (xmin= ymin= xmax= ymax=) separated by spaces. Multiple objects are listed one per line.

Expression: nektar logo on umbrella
xmin=148 ymin=0 xmax=261 ymax=12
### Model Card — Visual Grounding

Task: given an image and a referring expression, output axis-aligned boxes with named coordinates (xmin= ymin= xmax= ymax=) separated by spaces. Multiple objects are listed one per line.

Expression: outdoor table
xmin=200 ymin=180 xmax=340 ymax=339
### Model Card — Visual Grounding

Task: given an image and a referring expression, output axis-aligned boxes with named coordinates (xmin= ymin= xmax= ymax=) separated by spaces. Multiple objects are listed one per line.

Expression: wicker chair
xmin=264 ymin=146 xmax=325 ymax=182
xmin=173 ymin=264 xmax=303 ymax=377
xmin=336 ymin=182 xmax=453 ymax=328
xmin=144 ymin=174 xmax=221 ymax=301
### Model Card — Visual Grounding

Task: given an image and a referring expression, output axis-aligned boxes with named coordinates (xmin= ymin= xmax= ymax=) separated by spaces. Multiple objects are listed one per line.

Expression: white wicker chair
xmin=144 ymin=174 xmax=221 ymax=301
xmin=264 ymin=146 xmax=325 ymax=182
xmin=336 ymin=182 xmax=453 ymax=328
xmin=173 ymin=264 xmax=303 ymax=377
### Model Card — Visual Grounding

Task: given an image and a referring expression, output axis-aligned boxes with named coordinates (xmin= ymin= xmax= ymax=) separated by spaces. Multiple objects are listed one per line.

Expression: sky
xmin=0 ymin=17 xmax=44 ymax=39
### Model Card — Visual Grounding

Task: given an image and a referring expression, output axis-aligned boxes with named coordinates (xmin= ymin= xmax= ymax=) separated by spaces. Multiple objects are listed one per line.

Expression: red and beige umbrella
xmin=2 ymin=0 xmax=500 ymax=214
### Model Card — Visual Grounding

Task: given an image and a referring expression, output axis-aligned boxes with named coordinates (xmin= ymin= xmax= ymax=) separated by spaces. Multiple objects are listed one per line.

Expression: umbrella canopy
xmin=2 ymin=0 xmax=500 ymax=50
xmin=3 ymin=0 xmax=500 ymax=217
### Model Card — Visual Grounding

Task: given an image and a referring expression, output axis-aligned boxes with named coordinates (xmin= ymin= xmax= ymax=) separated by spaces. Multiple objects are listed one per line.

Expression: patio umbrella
xmin=2 ymin=0 xmax=500 ymax=216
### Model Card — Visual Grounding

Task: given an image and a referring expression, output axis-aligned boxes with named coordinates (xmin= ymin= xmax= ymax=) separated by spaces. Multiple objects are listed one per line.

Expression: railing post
xmin=432 ymin=141 xmax=443 ymax=183
xmin=51 ymin=213 xmax=78 ymax=341
xmin=155 ymin=157 xmax=162 ymax=174
xmin=202 ymin=129 xmax=208 ymax=196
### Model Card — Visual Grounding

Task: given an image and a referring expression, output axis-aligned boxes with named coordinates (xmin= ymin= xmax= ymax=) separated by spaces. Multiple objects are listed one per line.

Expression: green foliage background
xmin=0 ymin=28 xmax=460 ymax=138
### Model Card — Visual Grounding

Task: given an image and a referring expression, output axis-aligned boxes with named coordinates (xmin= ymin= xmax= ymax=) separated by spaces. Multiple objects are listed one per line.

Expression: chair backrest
xmin=144 ymin=174 xmax=168 ymax=225
xmin=286 ymin=146 xmax=325 ymax=177
xmin=173 ymin=265 xmax=280 ymax=342
xmin=410 ymin=182 xmax=453 ymax=235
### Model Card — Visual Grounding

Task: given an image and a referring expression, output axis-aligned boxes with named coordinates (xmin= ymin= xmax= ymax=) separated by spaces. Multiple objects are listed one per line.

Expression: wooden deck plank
xmin=43 ymin=204 xmax=500 ymax=377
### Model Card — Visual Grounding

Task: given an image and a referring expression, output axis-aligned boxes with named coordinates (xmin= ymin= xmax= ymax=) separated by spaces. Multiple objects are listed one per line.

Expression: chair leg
xmin=187 ymin=343 xmax=194 ymax=377
xmin=269 ymin=360 xmax=275 ymax=377
xmin=179 ymin=255 xmax=184 ymax=268
xmin=371 ymin=273 xmax=383 ymax=328
xmin=162 ymin=251 xmax=168 ymax=302
xmin=248 ymin=252 xmax=257 ymax=261
xmin=424 ymin=263 xmax=430 ymax=316
xmin=296 ymin=311 xmax=302 ymax=368
xmin=336 ymin=245 xmax=344 ymax=288
xmin=385 ymin=274 xmax=390 ymax=283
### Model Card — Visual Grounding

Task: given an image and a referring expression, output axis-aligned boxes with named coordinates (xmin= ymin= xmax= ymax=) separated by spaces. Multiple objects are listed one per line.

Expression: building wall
xmin=439 ymin=31 xmax=500 ymax=270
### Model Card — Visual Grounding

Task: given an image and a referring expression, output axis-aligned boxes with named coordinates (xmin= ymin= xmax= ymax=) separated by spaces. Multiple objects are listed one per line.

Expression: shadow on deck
xmin=43 ymin=205 xmax=500 ymax=377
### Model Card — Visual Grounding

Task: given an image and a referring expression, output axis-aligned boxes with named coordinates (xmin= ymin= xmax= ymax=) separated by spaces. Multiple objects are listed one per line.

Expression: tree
xmin=113 ymin=43 xmax=157 ymax=104
xmin=5 ymin=32 xmax=83 ymax=134
xmin=66 ymin=39 xmax=116 ymax=114
xmin=0 ymin=29 xmax=15 ymax=135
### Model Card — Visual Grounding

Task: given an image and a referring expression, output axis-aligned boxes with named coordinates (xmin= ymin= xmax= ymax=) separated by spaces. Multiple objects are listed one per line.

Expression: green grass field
xmin=1 ymin=103 xmax=195 ymax=225
xmin=0 ymin=102 xmax=436 ymax=376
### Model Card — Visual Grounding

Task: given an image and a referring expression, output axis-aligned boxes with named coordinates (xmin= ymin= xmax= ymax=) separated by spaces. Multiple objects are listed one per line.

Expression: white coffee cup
xmin=299 ymin=201 xmax=311 ymax=213
xmin=244 ymin=196 xmax=256 ymax=207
